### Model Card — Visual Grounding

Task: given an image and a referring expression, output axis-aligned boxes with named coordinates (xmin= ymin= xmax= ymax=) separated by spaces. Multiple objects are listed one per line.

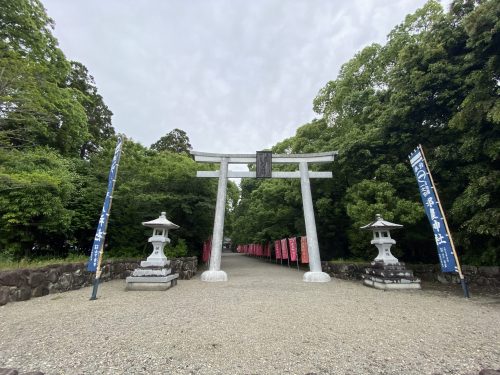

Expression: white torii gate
xmin=192 ymin=151 xmax=337 ymax=283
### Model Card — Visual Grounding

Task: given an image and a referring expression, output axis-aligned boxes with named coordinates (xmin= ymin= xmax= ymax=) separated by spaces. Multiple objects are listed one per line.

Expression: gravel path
xmin=1 ymin=253 xmax=499 ymax=375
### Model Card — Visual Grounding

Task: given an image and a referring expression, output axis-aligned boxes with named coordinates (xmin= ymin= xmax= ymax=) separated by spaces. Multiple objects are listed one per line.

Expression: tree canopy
xmin=0 ymin=0 xmax=217 ymax=261
xmin=231 ymin=0 xmax=499 ymax=265
xmin=150 ymin=128 xmax=193 ymax=154
xmin=0 ymin=0 xmax=498 ymax=266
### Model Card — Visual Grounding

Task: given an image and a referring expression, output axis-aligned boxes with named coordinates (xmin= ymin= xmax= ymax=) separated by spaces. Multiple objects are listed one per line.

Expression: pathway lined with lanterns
xmin=1 ymin=253 xmax=499 ymax=374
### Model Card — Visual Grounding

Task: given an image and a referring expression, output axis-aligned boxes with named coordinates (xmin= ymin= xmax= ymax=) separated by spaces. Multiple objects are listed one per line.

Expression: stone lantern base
xmin=126 ymin=264 xmax=179 ymax=291
xmin=363 ymin=261 xmax=421 ymax=290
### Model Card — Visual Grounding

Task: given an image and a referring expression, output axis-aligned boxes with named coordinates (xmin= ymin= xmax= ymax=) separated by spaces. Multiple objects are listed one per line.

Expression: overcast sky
xmin=42 ymin=0 xmax=446 ymax=154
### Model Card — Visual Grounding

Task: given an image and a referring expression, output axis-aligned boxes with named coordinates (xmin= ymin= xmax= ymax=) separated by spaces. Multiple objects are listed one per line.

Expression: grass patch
xmin=0 ymin=254 xmax=89 ymax=271
xmin=0 ymin=254 xmax=144 ymax=271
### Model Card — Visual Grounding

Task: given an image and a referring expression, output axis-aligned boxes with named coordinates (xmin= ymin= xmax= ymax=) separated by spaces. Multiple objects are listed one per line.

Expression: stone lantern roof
xmin=359 ymin=214 xmax=403 ymax=231
xmin=142 ymin=212 xmax=179 ymax=230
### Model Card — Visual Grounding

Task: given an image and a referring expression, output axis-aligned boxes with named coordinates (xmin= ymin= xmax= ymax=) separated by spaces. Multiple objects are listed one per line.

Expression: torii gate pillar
xmin=201 ymin=157 xmax=229 ymax=282
xmin=299 ymin=161 xmax=331 ymax=282
xmin=193 ymin=151 xmax=337 ymax=282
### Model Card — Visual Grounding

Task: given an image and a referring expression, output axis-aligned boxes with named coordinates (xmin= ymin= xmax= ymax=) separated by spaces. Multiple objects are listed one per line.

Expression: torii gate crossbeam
xmin=192 ymin=151 xmax=338 ymax=283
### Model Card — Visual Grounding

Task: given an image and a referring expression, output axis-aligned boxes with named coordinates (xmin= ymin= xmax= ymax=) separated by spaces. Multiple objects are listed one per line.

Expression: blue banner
xmin=87 ymin=137 xmax=123 ymax=272
xmin=409 ymin=146 xmax=458 ymax=273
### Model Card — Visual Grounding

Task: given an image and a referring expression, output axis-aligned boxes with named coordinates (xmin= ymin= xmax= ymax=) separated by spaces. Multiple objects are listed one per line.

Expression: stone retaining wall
xmin=321 ymin=261 xmax=500 ymax=287
xmin=321 ymin=262 xmax=371 ymax=280
xmin=0 ymin=257 xmax=198 ymax=306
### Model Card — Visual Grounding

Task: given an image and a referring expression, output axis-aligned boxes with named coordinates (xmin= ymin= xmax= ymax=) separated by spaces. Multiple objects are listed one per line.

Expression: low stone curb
xmin=320 ymin=261 xmax=500 ymax=287
xmin=0 ymin=256 xmax=197 ymax=306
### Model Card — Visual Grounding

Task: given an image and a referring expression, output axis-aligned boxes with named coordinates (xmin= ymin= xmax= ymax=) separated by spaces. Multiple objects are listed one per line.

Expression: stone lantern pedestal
xmin=126 ymin=212 xmax=180 ymax=291
xmin=360 ymin=214 xmax=421 ymax=290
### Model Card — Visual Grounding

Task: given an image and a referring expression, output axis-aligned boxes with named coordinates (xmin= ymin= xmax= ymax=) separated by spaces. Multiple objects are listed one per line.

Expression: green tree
xmin=102 ymin=139 xmax=216 ymax=257
xmin=345 ymin=179 xmax=422 ymax=258
xmin=0 ymin=147 xmax=77 ymax=258
xmin=66 ymin=61 xmax=115 ymax=158
xmin=232 ymin=0 xmax=499 ymax=265
xmin=150 ymin=128 xmax=193 ymax=154
xmin=0 ymin=0 xmax=91 ymax=157
xmin=446 ymin=0 xmax=500 ymax=264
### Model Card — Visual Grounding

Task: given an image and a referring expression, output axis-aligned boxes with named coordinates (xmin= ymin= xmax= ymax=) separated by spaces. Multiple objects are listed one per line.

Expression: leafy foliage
xmin=150 ymin=128 xmax=193 ymax=154
xmin=105 ymin=139 xmax=216 ymax=258
xmin=66 ymin=62 xmax=115 ymax=158
xmin=231 ymin=0 xmax=499 ymax=265
xmin=0 ymin=148 xmax=76 ymax=258
xmin=0 ymin=2 xmax=217 ymax=262
xmin=0 ymin=0 xmax=498 ymax=267
xmin=165 ymin=239 xmax=188 ymax=258
xmin=0 ymin=0 xmax=91 ymax=156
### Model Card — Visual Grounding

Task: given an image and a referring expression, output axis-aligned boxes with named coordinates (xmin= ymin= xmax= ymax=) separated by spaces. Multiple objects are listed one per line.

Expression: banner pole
xmin=90 ymin=195 xmax=115 ymax=300
xmin=418 ymin=145 xmax=469 ymax=298
xmin=89 ymin=137 xmax=123 ymax=301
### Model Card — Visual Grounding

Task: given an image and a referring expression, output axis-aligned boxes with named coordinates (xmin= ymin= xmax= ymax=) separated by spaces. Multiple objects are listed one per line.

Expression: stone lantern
xmin=141 ymin=212 xmax=179 ymax=267
xmin=360 ymin=214 xmax=420 ymax=290
xmin=360 ymin=214 xmax=402 ymax=265
xmin=126 ymin=212 xmax=180 ymax=291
